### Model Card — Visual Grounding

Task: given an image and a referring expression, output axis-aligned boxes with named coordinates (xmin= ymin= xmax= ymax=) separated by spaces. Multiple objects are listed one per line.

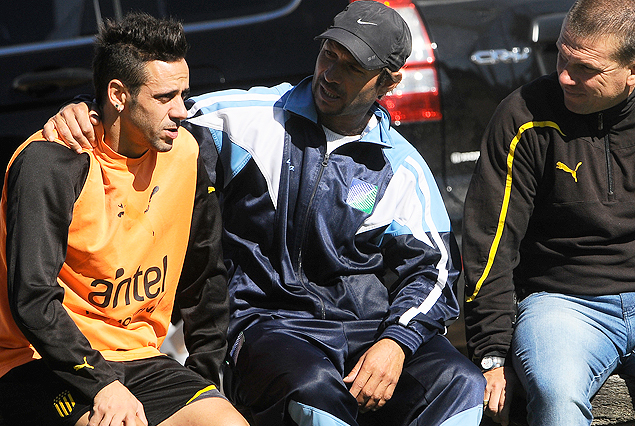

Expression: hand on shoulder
xmin=43 ymin=101 xmax=101 ymax=154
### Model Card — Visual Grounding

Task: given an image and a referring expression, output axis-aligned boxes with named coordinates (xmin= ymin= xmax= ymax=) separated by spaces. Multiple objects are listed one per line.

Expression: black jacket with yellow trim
xmin=463 ymin=72 xmax=635 ymax=363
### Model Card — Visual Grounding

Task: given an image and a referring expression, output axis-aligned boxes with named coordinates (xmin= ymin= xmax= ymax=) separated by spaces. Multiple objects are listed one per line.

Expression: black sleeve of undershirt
xmin=175 ymin=153 xmax=229 ymax=386
xmin=5 ymin=141 xmax=119 ymax=400
xmin=181 ymin=107 xmax=221 ymax=187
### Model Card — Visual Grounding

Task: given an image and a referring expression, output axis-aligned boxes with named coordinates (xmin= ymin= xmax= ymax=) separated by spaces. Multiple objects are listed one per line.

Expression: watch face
xmin=481 ymin=357 xmax=494 ymax=370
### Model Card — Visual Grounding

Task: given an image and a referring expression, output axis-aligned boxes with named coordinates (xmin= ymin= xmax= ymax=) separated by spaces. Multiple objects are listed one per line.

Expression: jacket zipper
xmin=296 ymin=151 xmax=330 ymax=319
xmin=599 ymin=112 xmax=615 ymax=199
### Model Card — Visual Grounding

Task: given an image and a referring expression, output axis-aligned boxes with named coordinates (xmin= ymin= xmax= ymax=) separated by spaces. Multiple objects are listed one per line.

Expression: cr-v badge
xmin=471 ymin=47 xmax=531 ymax=65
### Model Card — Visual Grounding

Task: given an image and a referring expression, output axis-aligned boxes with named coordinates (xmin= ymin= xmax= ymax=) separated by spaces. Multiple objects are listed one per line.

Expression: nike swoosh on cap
xmin=357 ymin=18 xmax=378 ymax=25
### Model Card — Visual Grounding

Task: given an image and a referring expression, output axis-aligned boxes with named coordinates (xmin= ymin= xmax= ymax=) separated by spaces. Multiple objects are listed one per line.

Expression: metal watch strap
xmin=480 ymin=355 xmax=505 ymax=372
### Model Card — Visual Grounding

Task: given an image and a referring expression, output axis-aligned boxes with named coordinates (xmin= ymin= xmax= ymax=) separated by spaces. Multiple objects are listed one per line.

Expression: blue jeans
xmin=511 ymin=292 xmax=635 ymax=426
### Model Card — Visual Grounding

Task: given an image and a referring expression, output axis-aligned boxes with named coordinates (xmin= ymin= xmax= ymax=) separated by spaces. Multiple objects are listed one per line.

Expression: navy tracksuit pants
xmin=225 ymin=319 xmax=485 ymax=426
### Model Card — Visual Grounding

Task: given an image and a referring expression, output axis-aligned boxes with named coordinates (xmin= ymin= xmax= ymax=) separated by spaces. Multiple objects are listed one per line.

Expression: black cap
xmin=316 ymin=0 xmax=412 ymax=72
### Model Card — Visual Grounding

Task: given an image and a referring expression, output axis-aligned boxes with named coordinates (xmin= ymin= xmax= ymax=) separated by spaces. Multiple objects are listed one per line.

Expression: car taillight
xmin=351 ymin=0 xmax=442 ymax=125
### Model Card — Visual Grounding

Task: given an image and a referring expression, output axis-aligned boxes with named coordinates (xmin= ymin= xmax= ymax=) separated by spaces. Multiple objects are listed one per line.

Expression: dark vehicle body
xmin=401 ymin=0 xmax=574 ymax=227
xmin=1 ymin=0 xmax=574 ymax=227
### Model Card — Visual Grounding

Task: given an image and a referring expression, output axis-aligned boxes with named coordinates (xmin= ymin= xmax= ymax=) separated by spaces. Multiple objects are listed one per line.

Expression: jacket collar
xmin=282 ymin=76 xmax=395 ymax=148
xmin=598 ymin=87 xmax=635 ymax=127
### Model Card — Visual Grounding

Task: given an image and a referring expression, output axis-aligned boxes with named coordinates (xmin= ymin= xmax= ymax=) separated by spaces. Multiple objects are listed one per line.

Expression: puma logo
xmin=73 ymin=357 xmax=95 ymax=371
xmin=556 ymin=161 xmax=582 ymax=182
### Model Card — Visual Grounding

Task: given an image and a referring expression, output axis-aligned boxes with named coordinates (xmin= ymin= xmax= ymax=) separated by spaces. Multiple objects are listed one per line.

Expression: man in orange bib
xmin=0 ymin=12 xmax=247 ymax=426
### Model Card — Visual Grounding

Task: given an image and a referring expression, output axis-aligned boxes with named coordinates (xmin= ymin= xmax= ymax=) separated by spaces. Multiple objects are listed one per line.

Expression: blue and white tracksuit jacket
xmin=186 ymin=77 xmax=460 ymax=354
xmin=184 ymin=78 xmax=480 ymax=426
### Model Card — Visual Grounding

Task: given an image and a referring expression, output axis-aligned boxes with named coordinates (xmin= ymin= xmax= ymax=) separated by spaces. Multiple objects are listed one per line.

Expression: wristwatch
xmin=480 ymin=355 xmax=505 ymax=372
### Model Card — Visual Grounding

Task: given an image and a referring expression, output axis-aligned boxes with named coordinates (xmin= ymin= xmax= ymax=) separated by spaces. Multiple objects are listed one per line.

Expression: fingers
xmin=345 ymin=356 xmax=381 ymax=412
xmin=63 ymin=103 xmax=97 ymax=151
xmin=483 ymin=367 xmax=513 ymax=425
xmin=42 ymin=119 xmax=58 ymax=143
xmin=135 ymin=402 xmax=148 ymax=426
xmin=344 ymin=354 xmax=367 ymax=400
xmin=43 ymin=102 xmax=99 ymax=153
xmin=348 ymin=367 xmax=389 ymax=413
xmin=359 ymin=378 xmax=395 ymax=413
xmin=344 ymin=340 xmax=405 ymax=413
xmin=89 ymin=108 xmax=102 ymax=126
xmin=343 ymin=358 xmax=361 ymax=385
xmin=87 ymin=412 xmax=142 ymax=426
xmin=88 ymin=408 xmax=146 ymax=426
xmin=88 ymin=381 xmax=148 ymax=426
xmin=483 ymin=387 xmax=504 ymax=419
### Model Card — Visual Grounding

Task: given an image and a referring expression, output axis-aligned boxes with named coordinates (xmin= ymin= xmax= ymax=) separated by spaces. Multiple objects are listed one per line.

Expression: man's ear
xmin=378 ymin=71 xmax=403 ymax=99
xmin=107 ymin=79 xmax=128 ymax=112
xmin=627 ymin=64 xmax=635 ymax=89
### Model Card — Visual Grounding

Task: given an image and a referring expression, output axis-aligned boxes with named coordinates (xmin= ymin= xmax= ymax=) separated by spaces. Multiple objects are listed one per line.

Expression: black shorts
xmin=0 ymin=356 xmax=224 ymax=426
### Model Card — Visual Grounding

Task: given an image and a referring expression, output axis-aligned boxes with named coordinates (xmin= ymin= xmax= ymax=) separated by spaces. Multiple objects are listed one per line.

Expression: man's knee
xmin=160 ymin=397 xmax=249 ymax=426
xmin=232 ymin=355 xmax=357 ymax=426
xmin=230 ymin=339 xmax=353 ymax=414
xmin=444 ymin=357 xmax=487 ymax=404
xmin=530 ymin=377 xmax=585 ymax=405
xmin=418 ymin=345 xmax=486 ymax=404
xmin=285 ymin=365 xmax=358 ymax=426
xmin=287 ymin=360 xmax=350 ymax=404
xmin=512 ymin=359 xmax=594 ymax=424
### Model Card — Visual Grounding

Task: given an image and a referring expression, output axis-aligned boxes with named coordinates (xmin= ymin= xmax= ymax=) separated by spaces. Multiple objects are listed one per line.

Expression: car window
xmin=126 ymin=0 xmax=295 ymax=21
xmin=0 ymin=0 xmax=296 ymax=48
xmin=0 ymin=0 xmax=99 ymax=47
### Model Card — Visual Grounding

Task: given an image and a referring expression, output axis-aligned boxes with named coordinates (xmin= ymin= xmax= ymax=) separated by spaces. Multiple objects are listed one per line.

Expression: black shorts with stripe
xmin=0 ymin=356 xmax=224 ymax=426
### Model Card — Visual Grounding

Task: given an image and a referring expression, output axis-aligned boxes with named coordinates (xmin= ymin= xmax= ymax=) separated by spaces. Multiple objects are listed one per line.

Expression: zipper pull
xmin=322 ymin=153 xmax=330 ymax=168
xmin=598 ymin=112 xmax=604 ymax=131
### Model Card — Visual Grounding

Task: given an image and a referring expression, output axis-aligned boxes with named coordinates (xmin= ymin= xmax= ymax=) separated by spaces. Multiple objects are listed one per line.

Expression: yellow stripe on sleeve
xmin=466 ymin=121 xmax=564 ymax=302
